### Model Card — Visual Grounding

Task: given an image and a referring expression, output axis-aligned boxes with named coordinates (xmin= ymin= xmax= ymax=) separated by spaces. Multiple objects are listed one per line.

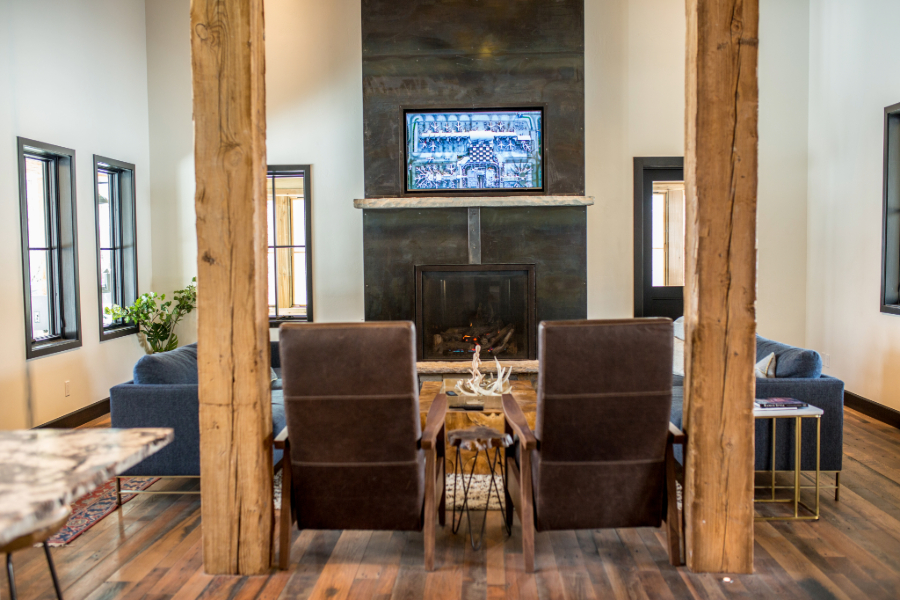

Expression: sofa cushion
xmin=272 ymin=389 xmax=286 ymax=465
xmin=756 ymin=336 xmax=822 ymax=379
xmin=133 ymin=344 xmax=198 ymax=385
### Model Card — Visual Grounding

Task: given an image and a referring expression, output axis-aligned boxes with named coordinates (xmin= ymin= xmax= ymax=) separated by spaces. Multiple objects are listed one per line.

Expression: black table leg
xmin=7 ymin=553 xmax=17 ymax=600
xmin=44 ymin=541 xmax=64 ymax=599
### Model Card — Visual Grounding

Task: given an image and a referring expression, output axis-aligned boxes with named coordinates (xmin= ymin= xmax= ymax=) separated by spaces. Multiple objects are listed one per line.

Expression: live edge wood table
xmin=419 ymin=380 xmax=536 ymax=476
xmin=0 ymin=428 xmax=173 ymax=548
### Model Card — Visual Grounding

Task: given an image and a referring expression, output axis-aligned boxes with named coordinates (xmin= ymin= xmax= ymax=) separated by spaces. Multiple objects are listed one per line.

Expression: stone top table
xmin=0 ymin=428 xmax=173 ymax=547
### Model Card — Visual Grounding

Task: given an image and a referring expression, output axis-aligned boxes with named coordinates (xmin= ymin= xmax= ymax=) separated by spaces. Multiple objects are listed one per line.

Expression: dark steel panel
xmin=362 ymin=0 xmax=584 ymax=58
xmin=363 ymin=208 xmax=469 ymax=321
xmin=362 ymin=0 xmax=585 ymax=198
xmin=480 ymin=207 xmax=587 ymax=323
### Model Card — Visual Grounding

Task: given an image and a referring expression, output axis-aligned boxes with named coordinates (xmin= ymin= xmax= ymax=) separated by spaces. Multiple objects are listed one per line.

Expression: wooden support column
xmin=683 ymin=0 xmax=758 ymax=573
xmin=191 ymin=0 xmax=272 ymax=575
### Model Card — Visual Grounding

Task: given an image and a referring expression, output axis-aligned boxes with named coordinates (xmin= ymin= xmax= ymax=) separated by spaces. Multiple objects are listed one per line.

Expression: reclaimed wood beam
xmin=191 ymin=0 xmax=272 ymax=575
xmin=682 ymin=0 xmax=758 ymax=573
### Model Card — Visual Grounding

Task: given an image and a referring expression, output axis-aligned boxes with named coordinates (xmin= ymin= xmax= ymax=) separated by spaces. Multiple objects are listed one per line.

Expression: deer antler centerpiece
xmin=455 ymin=344 xmax=512 ymax=396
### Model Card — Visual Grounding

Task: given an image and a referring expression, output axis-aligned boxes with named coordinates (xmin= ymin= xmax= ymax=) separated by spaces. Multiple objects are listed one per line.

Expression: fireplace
xmin=415 ymin=264 xmax=536 ymax=361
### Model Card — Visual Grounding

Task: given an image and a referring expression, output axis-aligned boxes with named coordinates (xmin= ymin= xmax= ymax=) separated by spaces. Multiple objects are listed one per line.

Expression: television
xmin=403 ymin=107 xmax=543 ymax=194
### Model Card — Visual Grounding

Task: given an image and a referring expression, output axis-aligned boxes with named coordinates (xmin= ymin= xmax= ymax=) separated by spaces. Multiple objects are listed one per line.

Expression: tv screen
xmin=404 ymin=108 xmax=543 ymax=193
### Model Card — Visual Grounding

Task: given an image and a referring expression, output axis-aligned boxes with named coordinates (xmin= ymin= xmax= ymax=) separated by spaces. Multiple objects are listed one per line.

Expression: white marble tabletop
xmin=753 ymin=405 xmax=824 ymax=419
xmin=0 ymin=428 xmax=173 ymax=547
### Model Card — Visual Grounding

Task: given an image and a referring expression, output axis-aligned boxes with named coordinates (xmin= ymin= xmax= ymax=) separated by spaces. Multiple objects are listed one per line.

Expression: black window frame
xmin=94 ymin=155 xmax=139 ymax=341
xmin=17 ymin=137 xmax=82 ymax=359
xmin=267 ymin=164 xmax=314 ymax=326
xmin=882 ymin=103 xmax=900 ymax=315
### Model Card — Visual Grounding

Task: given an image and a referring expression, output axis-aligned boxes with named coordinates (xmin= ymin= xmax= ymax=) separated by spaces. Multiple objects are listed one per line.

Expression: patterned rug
xmin=46 ymin=477 xmax=159 ymax=546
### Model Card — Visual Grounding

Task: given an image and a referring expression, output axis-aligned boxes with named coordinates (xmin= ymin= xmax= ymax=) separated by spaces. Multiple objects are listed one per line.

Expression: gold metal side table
xmin=754 ymin=404 xmax=824 ymax=521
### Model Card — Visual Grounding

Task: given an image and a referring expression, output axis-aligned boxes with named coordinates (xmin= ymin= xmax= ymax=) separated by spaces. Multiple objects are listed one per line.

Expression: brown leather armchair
xmin=275 ymin=322 xmax=447 ymax=571
xmin=502 ymin=318 xmax=685 ymax=572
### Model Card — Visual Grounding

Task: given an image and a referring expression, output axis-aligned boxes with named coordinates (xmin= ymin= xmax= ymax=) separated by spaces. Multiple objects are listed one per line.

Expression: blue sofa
xmin=110 ymin=342 xmax=286 ymax=477
xmin=671 ymin=334 xmax=844 ymax=473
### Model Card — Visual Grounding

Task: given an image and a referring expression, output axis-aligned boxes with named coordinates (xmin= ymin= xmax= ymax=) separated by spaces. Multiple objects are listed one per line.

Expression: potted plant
xmin=105 ymin=278 xmax=197 ymax=353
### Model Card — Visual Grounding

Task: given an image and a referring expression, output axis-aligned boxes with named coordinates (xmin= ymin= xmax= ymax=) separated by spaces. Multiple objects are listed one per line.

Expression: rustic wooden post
xmin=191 ymin=0 xmax=272 ymax=575
xmin=682 ymin=0 xmax=758 ymax=573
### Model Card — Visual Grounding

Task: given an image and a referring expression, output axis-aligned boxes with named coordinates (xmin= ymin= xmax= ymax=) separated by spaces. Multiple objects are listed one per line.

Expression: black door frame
xmin=633 ymin=156 xmax=684 ymax=318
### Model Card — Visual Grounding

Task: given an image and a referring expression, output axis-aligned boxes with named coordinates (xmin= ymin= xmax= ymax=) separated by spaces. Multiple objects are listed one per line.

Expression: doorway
xmin=634 ymin=157 xmax=684 ymax=319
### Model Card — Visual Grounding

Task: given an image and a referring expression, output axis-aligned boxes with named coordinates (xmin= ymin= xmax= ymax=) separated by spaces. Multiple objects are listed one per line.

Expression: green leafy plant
xmin=105 ymin=278 xmax=197 ymax=353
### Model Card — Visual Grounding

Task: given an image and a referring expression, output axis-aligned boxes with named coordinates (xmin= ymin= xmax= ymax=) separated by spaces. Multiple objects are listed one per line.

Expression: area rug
xmin=271 ymin=471 xmax=503 ymax=511
xmin=46 ymin=477 xmax=159 ymax=546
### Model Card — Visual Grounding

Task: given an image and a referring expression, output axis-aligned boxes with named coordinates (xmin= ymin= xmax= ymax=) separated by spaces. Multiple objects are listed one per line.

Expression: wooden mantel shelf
xmin=353 ymin=196 xmax=594 ymax=209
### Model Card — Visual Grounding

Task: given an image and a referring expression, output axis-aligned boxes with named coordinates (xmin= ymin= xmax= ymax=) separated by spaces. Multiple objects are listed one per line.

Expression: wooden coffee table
xmin=419 ymin=380 xmax=536 ymax=475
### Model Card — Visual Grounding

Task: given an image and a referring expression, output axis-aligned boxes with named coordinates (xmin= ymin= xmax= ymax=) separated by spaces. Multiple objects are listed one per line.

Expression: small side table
xmin=448 ymin=426 xmax=512 ymax=550
xmin=754 ymin=404 xmax=824 ymax=521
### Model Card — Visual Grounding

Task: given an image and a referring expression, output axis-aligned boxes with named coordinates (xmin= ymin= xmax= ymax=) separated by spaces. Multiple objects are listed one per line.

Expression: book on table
xmin=755 ymin=397 xmax=808 ymax=410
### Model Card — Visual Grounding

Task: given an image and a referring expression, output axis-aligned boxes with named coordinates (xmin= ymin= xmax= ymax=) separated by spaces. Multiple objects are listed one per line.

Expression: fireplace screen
xmin=416 ymin=265 xmax=535 ymax=361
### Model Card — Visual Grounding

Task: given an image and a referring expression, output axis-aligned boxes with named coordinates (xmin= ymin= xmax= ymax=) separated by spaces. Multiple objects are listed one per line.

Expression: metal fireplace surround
xmin=415 ymin=264 xmax=536 ymax=361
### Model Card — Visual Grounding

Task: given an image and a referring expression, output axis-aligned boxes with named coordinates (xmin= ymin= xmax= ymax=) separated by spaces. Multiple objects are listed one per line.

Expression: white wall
xmin=757 ymin=0 xmax=809 ymax=347
xmin=0 ymin=0 xmax=153 ymax=429
xmin=145 ymin=0 xmax=365 ymax=336
xmin=266 ymin=0 xmax=365 ymax=323
xmin=145 ymin=0 xmax=198 ymax=344
xmin=807 ymin=0 xmax=900 ymax=410
xmin=585 ymin=0 xmax=810 ymax=350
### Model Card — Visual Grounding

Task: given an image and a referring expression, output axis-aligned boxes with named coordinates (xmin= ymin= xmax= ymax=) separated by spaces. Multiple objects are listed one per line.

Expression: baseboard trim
xmin=36 ymin=398 xmax=110 ymax=429
xmin=845 ymin=391 xmax=900 ymax=430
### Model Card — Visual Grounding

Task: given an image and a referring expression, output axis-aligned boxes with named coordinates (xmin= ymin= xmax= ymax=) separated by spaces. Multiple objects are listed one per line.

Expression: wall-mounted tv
xmin=404 ymin=107 xmax=544 ymax=194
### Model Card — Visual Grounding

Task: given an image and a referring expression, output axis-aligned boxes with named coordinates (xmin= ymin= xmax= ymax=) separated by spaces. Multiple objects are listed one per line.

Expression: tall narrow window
xmin=94 ymin=156 xmax=138 ymax=340
xmin=18 ymin=138 xmax=81 ymax=358
xmin=267 ymin=165 xmax=313 ymax=324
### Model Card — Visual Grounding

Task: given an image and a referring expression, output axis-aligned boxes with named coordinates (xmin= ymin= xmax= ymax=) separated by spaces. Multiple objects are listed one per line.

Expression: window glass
xmin=94 ymin=157 xmax=137 ymax=338
xmin=19 ymin=138 xmax=82 ymax=357
xmin=267 ymin=169 xmax=311 ymax=321
xmin=25 ymin=157 xmax=53 ymax=340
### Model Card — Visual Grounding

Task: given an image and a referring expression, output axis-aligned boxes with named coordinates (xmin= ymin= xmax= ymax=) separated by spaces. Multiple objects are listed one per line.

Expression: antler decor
xmin=455 ymin=345 xmax=512 ymax=397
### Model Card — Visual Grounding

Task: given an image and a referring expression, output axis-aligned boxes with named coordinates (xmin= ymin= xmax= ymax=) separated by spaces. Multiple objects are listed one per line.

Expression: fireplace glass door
xmin=416 ymin=265 xmax=535 ymax=361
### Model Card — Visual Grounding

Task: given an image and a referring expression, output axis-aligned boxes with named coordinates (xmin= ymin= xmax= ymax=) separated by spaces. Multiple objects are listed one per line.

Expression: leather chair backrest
xmin=278 ymin=322 xmax=425 ymax=531
xmin=279 ymin=322 xmax=422 ymax=464
xmin=532 ymin=319 xmax=673 ymax=530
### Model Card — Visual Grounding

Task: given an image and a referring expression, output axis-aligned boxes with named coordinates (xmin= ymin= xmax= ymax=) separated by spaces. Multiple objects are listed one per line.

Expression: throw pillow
xmin=673 ymin=337 xmax=685 ymax=376
xmin=755 ymin=352 xmax=777 ymax=378
xmin=674 ymin=316 xmax=685 ymax=341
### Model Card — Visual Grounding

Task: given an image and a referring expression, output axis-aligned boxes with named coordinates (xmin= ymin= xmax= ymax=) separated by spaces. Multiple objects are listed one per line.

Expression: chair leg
xmin=115 ymin=477 xmax=122 ymax=507
xmin=278 ymin=454 xmax=293 ymax=570
xmin=424 ymin=449 xmax=436 ymax=571
xmin=43 ymin=542 xmax=63 ymax=600
xmin=835 ymin=471 xmax=841 ymax=502
xmin=664 ymin=440 xmax=684 ymax=566
xmin=520 ymin=454 xmax=535 ymax=574
xmin=7 ymin=553 xmax=17 ymax=600
xmin=438 ymin=458 xmax=447 ymax=528
xmin=438 ymin=426 xmax=446 ymax=528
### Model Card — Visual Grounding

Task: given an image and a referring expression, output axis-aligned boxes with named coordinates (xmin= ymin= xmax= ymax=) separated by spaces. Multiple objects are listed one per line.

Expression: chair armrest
xmin=274 ymin=426 xmax=288 ymax=449
xmin=668 ymin=422 xmax=686 ymax=445
xmin=502 ymin=393 xmax=537 ymax=451
xmin=421 ymin=393 xmax=449 ymax=450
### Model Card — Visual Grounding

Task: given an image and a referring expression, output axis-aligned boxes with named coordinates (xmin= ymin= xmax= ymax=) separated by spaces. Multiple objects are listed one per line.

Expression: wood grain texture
xmin=682 ymin=0 xmax=759 ymax=574
xmin=419 ymin=381 xmax=536 ymax=475
xmin=191 ymin=0 xmax=272 ymax=575
xmin=8 ymin=408 xmax=900 ymax=599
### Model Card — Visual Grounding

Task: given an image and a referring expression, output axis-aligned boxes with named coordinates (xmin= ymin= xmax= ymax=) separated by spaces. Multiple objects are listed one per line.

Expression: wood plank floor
xmin=8 ymin=408 xmax=900 ymax=599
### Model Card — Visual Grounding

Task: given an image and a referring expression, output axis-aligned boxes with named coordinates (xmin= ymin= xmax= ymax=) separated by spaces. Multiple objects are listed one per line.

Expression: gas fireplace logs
xmin=432 ymin=322 xmax=516 ymax=357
